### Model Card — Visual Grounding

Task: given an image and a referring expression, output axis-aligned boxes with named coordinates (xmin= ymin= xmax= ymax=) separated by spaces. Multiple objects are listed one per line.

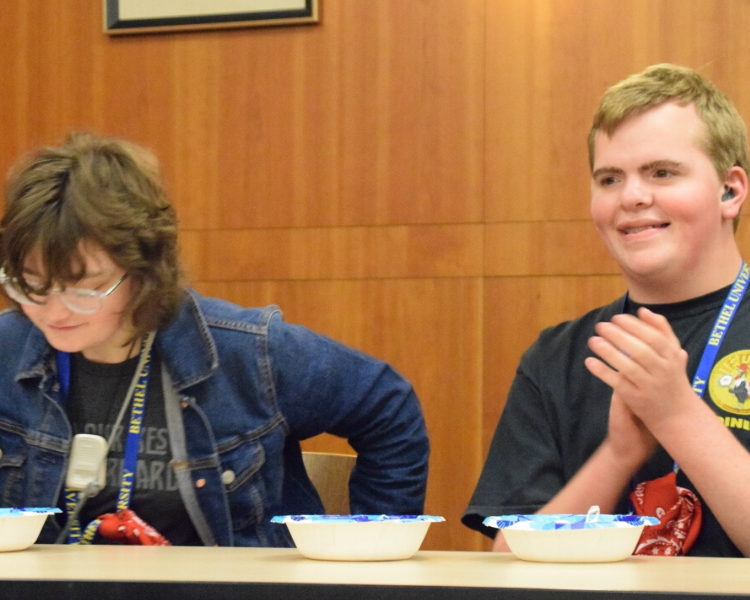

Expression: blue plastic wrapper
xmin=271 ymin=514 xmax=445 ymax=524
xmin=0 ymin=508 xmax=61 ymax=517
xmin=483 ymin=513 xmax=659 ymax=531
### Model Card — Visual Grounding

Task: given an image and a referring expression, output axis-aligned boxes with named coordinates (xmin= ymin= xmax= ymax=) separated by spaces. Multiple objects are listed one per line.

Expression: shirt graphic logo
xmin=710 ymin=350 xmax=750 ymax=415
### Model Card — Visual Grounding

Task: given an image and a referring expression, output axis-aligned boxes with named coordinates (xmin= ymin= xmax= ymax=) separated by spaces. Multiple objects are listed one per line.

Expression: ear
xmin=720 ymin=166 xmax=747 ymax=221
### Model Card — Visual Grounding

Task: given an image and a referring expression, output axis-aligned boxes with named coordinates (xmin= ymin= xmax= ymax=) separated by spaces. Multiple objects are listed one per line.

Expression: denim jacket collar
xmin=15 ymin=320 xmax=54 ymax=385
xmin=154 ymin=290 xmax=219 ymax=392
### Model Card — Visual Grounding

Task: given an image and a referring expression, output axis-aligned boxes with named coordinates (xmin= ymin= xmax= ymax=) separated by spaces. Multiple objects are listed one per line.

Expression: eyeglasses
xmin=0 ymin=267 xmax=128 ymax=315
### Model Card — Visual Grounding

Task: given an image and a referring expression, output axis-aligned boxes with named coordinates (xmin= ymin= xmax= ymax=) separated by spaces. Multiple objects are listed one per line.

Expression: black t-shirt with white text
xmin=62 ymin=352 xmax=201 ymax=545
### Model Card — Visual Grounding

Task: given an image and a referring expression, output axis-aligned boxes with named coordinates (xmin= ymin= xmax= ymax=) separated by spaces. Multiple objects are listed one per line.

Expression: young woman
xmin=0 ymin=132 xmax=429 ymax=546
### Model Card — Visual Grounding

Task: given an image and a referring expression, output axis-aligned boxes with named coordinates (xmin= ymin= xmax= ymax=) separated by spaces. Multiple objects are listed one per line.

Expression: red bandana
xmin=97 ymin=509 xmax=171 ymax=546
xmin=629 ymin=471 xmax=702 ymax=556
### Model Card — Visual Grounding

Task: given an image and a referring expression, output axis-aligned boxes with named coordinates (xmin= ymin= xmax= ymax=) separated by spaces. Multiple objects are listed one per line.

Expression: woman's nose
xmin=42 ymin=290 xmax=74 ymax=320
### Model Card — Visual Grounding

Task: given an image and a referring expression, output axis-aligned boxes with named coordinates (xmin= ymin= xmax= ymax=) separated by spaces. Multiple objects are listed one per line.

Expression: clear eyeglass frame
xmin=0 ymin=267 xmax=128 ymax=315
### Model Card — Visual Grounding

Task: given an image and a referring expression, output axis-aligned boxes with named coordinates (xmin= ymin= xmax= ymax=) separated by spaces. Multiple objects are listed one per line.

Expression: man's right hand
xmin=607 ymin=390 xmax=658 ymax=472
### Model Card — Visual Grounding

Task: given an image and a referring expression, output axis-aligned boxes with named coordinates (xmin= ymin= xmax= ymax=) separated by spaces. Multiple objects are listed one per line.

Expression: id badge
xmin=66 ymin=434 xmax=107 ymax=493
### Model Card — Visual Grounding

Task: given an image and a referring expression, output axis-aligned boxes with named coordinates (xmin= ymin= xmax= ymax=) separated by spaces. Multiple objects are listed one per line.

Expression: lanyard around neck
xmin=690 ymin=262 xmax=750 ymax=397
xmin=61 ymin=332 xmax=156 ymax=544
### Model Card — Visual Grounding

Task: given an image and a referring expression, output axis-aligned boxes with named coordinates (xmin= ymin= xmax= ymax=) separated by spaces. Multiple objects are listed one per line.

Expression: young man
xmin=0 ymin=131 xmax=429 ymax=546
xmin=463 ymin=64 xmax=750 ymax=557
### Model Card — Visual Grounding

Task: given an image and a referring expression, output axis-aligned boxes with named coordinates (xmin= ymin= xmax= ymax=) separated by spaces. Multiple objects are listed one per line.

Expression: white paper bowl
xmin=483 ymin=511 xmax=659 ymax=563
xmin=271 ymin=515 xmax=444 ymax=561
xmin=0 ymin=508 xmax=61 ymax=552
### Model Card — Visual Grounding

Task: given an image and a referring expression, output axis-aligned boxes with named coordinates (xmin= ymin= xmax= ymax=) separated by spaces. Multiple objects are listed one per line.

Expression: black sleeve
xmin=462 ymin=355 xmax=566 ymax=538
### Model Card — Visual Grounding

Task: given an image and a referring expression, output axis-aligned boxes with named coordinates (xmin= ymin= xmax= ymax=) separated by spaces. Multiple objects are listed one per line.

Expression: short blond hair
xmin=588 ymin=63 xmax=749 ymax=181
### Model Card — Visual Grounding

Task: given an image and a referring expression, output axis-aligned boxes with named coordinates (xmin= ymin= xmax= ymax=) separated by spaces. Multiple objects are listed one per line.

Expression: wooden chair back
xmin=301 ymin=451 xmax=357 ymax=515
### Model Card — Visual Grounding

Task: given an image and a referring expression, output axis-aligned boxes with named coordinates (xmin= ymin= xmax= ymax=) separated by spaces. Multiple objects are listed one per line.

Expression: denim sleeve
xmin=268 ymin=313 xmax=429 ymax=515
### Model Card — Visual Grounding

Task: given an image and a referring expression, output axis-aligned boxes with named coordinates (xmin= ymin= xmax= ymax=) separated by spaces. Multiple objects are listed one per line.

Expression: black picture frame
xmin=104 ymin=0 xmax=319 ymax=35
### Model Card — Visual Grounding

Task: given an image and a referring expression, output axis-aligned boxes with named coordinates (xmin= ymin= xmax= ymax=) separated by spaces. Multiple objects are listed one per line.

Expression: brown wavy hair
xmin=1 ymin=131 xmax=185 ymax=338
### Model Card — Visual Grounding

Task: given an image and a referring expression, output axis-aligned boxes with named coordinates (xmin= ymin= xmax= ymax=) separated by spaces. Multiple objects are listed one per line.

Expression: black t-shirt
xmin=463 ymin=285 xmax=750 ymax=557
xmin=62 ymin=351 xmax=202 ymax=545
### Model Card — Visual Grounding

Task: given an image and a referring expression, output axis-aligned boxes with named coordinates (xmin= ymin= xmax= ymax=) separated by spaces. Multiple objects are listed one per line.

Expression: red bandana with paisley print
xmin=629 ymin=471 xmax=702 ymax=556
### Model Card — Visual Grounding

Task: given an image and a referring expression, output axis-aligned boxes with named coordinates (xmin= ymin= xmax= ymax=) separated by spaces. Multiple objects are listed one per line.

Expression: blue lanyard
xmin=690 ymin=262 xmax=750 ymax=397
xmin=622 ymin=262 xmax=749 ymax=396
xmin=63 ymin=338 xmax=153 ymax=544
xmin=622 ymin=261 xmax=749 ymax=472
xmin=55 ymin=351 xmax=71 ymax=403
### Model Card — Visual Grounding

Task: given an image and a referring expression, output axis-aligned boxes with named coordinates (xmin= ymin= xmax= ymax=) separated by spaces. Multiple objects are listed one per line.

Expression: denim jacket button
xmin=221 ymin=470 xmax=235 ymax=485
xmin=180 ymin=401 xmax=188 ymax=409
xmin=195 ymin=478 xmax=206 ymax=488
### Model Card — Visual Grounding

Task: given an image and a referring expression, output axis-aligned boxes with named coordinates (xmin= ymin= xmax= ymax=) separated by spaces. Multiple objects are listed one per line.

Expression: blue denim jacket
xmin=0 ymin=290 xmax=429 ymax=546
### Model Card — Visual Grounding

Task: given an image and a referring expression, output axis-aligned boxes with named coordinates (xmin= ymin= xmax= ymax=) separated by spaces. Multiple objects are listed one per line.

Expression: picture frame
xmin=104 ymin=0 xmax=319 ymax=35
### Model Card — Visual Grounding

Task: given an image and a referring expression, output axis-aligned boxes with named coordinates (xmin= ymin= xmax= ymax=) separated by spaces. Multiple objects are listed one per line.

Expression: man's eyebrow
xmin=592 ymin=160 xmax=684 ymax=180
xmin=591 ymin=166 xmax=624 ymax=180
xmin=639 ymin=160 xmax=683 ymax=172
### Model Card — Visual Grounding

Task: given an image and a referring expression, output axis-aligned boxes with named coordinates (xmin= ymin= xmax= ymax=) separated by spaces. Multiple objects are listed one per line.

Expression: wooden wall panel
xmin=328 ymin=0 xmax=485 ymax=226
xmin=0 ymin=1 xmax=100 ymax=164
xmin=485 ymin=222 xmax=619 ymax=276
xmin=181 ymin=225 xmax=482 ymax=281
xmin=138 ymin=0 xmax=485 ymax=229
xmin=0 ymin=0 xmax=485 ymax=229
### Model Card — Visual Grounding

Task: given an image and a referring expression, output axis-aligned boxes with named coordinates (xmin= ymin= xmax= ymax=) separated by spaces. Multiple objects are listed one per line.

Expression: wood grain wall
xmin=3 ymin=0 xmax=750 ymax=551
